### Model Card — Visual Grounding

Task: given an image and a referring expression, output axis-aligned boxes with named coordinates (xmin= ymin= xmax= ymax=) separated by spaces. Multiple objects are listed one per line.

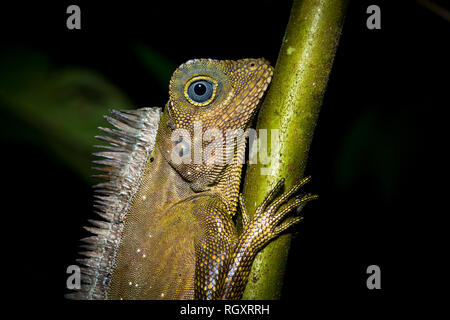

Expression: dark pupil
xmin=194 ymin=83 xmax=206 ymax=95
xmin=187 ymin=79 xmax=214 ymax=104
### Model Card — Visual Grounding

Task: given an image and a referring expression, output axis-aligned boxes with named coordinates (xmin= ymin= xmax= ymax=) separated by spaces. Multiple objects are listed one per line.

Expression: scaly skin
xmin=72 ymin=58 xmax=316 ymax=300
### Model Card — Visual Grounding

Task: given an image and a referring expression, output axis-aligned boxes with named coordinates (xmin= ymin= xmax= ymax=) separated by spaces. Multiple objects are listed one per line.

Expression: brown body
xmin=108 ymin=124 xmax=238 ymax=299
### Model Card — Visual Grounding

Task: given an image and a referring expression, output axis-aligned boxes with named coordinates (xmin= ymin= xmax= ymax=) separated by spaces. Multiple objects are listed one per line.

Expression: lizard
xmin=68 ymin=58 xmax=317 ymax=300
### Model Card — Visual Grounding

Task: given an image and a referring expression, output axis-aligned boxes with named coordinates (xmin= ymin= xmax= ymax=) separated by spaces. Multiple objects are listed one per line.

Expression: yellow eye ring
xmin=184 ymin=76 xmax=218 ymax=107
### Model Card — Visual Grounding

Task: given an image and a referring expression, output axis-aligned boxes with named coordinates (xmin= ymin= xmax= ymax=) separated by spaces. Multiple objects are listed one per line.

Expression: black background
xmin=1 ymin=0 xmax=446 ymax=316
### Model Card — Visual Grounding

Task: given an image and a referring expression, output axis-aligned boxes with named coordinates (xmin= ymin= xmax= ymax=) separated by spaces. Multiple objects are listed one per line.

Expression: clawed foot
xmin=239 ymin=177 xmax=318 ymax=249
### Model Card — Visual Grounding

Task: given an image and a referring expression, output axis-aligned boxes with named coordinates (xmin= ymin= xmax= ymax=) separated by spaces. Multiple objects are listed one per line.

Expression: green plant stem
xmin=242 ymin=0 xmax=348 ymax=299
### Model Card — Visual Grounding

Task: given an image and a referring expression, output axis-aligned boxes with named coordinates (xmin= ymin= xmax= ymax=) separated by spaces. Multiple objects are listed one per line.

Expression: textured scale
xmin=69 ymin=58 xmax=316 ymax=300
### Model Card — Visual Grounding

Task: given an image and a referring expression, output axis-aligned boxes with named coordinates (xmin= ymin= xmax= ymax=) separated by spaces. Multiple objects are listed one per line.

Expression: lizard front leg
xmin=193 ymin=196 xmax=238 ymax=300
xmin=221 ymin=176 xmax=318 ymax=299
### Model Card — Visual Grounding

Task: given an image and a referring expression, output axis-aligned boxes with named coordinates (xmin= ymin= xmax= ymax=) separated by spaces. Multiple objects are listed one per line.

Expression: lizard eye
xmin=184 ymin=76 xmax=217 ymax=106
xmin=187 ymin=80 xmax=214 ymax=103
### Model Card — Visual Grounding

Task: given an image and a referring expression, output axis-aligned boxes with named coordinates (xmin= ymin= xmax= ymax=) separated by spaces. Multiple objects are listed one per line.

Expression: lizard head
xmin=159 ymin=58 xmax=273 ymax=191
xmin=167 ymin=58 xmax=273 ymax=132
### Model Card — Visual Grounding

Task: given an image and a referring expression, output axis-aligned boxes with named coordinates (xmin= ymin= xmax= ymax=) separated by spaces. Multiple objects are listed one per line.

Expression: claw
xmin=270 ymin=193 xmax=318 ymax=237
xmin=274 ymin=216 xmax=304 ymax=235
xmin=299 ymin=193 xmax=319 ymax=203
xmin=266 ymin=176 xmax=312 ymax=215
xmin=274 ymin=193 xmax=318 ymax=224
xmin=272 ymin=198 xmax=304 ymax=223
xmin=242 ymin=176 xmax=317 ymax=249
xmin=256 ymin=178 xmax=285 ymax=216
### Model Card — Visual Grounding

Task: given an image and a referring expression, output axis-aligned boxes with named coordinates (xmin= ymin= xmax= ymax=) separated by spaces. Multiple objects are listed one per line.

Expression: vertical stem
xmin=242 ymin=0 xmax=348 ymax=299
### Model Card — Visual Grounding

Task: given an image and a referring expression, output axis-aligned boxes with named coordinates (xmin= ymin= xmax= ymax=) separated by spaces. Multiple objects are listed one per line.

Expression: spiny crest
xmin=67 ymin=107 xmax=161 ymax=300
